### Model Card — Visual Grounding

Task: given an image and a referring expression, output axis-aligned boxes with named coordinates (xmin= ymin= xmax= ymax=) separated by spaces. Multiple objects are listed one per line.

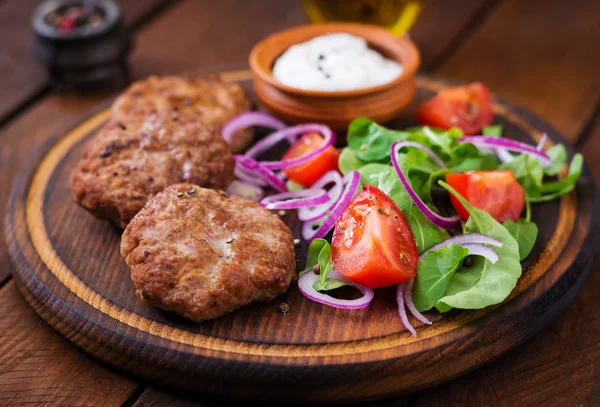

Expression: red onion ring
xmin=495 ymin=148 xmax=514 ymax=164
xmin=459 ymin=243 xmax=500 ymax=264
xmin=404 ymin=278 xmax=432 ymax=326
xmin=301 ymin=171 xmax=361 ymax=242
xmin=226 ymin=180 xmax=263 ymax=202
xmin=419 ymin=233 xmax=502 ymax=257
xmin=222 ymin=111 xmax=286 ymax=144
xmin=396 ymin=282 xmax=416 ymax=336
xmin=298 ymin=269 xmax=374 ymax=309
xmin=260 ymin=188 xmax=329 ymax=210
xmin=391 ymin=142 xmax=461 ymax=230
xmin=234 ymin=164 xmax=268 ymax=187
xmin=459 ymin=136 xmax=551 ymax=166
xmin=258 ymin=124 xmax=336 ymax=170
xmin=536 ymin=133 xmax=548 ymax=150
xmin=298 ymin=171 xmax=344 ymax=222
xmin=234 ymin=155 xmax=287 ymax=192
xmin=395 ymin=141 xmax=447 ymax=168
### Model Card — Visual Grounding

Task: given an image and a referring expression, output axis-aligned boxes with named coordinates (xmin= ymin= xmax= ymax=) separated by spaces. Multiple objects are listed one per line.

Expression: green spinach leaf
xmin=300 ymin=238 xmax=327 ymax=277
xmin=413 ymin=244 xmax=469 ymax=312
xmin=338 ymin=148 xmax=366 ymax=175
xmin=503 ymin=219 xmax=538 ymax=260
xmin=302 ymin=239 xmax=347 ymax=292
xmin=436 ymin=181 xmax=522 ymax=312
xmin=543 ymin=144 xmax=567 ymax=176
xmin=500 ymin=154 xmax=544 ymax=198
xmin=539 ymin=153 xmax=582 ymax=194
xmin=347 ymin=118 xmax=410 ymax=162
xmin=409 ymin=206 xmax=450 ymax=253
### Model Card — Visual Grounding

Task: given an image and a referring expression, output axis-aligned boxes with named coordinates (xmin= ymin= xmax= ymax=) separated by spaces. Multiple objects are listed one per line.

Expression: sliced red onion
xmin=258 ymin=124 xmax=335 ymax=170
xmin=226 ymin=180 xmax=263 ymax=201
xmin=298 ymin=269 xmax=374 ymax=309
xmin=260 ymin=188 xmax=329 ymax=210
xmin=301 ymin=171 xmax=360 ymax=242
xmin=459 ymin=136 xmax=551 ymax=166
xmin=298 ymin=171 xmax=343 ymax=222
xmin=391 ymin=142 xmax=461 ymax=230
xmin=495 ymin=148 xmax=514 ymax=164
xmin=420 ymin=233 xmax=503 ymax=257
xmin=404 ymin=278 xmax=432 ymax=325
xmin=536 ymin=133 xmax=548 ymax=150
xmin=395 ymin=141 xmax=446 ymax=168
xmin=234 ymin=155 xmax=287 ymax=192
xmin=460 ymin=243 xmax=500 ymax=264
xmin=234 ymin=165 xmax=268 ymax=187
xmin=222 ymin=111 xmax=286 ymax=144
xmin=396 ymin=282 xmax=416 ymax=337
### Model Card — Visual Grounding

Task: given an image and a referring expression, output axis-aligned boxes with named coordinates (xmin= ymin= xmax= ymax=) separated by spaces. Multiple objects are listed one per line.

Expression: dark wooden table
xmin=0 ymin=1 xmax=598 ymax=405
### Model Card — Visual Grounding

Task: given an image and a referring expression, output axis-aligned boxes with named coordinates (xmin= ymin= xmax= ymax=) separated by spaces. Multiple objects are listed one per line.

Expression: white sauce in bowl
xmin=272 ymin=33 xmax=403 ymax=92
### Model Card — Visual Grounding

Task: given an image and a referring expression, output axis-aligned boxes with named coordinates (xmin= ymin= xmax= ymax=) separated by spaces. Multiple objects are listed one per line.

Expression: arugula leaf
xmin=302 ymin=239 xmax=347 ymax=292
xmin=413 ymin=244 xmax=469 ymax=312
xmin=317 ymin=243 xmax=334 ymax=287
xmin=543 ymin=144 xmax=567 ymax=176
xmin=436 ymin=181 xmax=521 ymax=312
xmin=421 ymin=126 xmax=459 ymax=162
xmin=409 ymin=206 xmax=450 ymax=253
xmin=313 ymin=278 xmax=347 ymax=291
xmin=347 ymin=118 xmax=409 ymax=161
xmin=539 ymin=153 xmax=583 ymax=194
xmin=286 ymin=179 xmax=306 ymax=191
xmin=483 ymin=125 xmax=503 ymax=137
xmin=449 ymin=141 xmax=500 ymax=171
xmin=503 ymin=219 xmax=538 ymax=260
xmin=338 ymin=148 xmax=366 ymax=175
xmin=300 ymin=238 xmax=327 ymax=277
xmin=500 ymin=154 xmax=544 ymax=198
xmin=358 ymin=164 xmax=413 ymax=214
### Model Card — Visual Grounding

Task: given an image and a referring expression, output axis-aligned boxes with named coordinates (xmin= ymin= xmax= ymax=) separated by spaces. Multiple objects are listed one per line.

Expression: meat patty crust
xmin=71 ymin=110 xmax=234 ymax=228
xmin=121 ymin=184 xmax=296 ymax=322
xmin=111 ymin=75 xmax=253 ymax=153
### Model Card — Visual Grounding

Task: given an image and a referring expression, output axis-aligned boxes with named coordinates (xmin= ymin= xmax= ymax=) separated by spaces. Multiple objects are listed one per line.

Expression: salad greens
xmin=302 ymin=239 xmax=347 ymax=292
xmin=433 ymin=181 xmax=521 ymax=312
xmin=332 ymin=118 xmax=582 ymax=312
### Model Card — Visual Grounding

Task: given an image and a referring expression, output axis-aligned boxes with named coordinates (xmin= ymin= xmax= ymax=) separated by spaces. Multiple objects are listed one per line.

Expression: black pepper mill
xmin=31 ymin=0 xmax=134 ymax=90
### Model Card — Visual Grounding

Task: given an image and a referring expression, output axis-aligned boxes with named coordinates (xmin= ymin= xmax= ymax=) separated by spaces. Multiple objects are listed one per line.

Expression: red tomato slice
xmin=416 ymin=82 xmax=493 ymax=135
xmin=282 ymin=132 xmax=340 ymax=187
xmin=446 ymin=170 xmax=525 ymax=223
xmin=331 ymin=186 xmax=418 ymax=289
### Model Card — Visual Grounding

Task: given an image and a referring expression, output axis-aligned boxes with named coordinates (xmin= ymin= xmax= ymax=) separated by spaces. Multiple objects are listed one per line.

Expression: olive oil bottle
xmin=301 ymin=0 xmax=422 ymax=36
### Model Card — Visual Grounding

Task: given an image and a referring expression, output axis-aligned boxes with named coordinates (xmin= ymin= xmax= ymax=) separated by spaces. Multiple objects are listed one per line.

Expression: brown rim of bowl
xmin=249 ymin=23 xmax=421 ymax=99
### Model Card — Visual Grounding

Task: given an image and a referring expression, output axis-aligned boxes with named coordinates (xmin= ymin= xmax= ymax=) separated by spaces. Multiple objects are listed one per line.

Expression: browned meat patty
xmin=71 ymin=110 xmax=234 ymax=228
xmin=112 ymin=75 xmax=253 ymax=153
xmin=121 ymin=184 xmax=296 ymax=322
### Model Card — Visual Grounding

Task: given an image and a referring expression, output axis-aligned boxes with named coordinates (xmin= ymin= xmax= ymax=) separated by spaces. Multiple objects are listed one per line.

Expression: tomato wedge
xmin=282 ymin=131 xmax=340 ymax=187
xmin=446 ymin=170 xmax=525 ymax=223
xmin=331 ymin=186 xmax=418 ymax=289
xmin=416 ymin=82 xmax=493 ymax=135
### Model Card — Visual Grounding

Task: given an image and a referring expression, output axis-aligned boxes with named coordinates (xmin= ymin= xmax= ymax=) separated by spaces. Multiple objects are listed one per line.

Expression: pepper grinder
xmin=31 ymin=0 xmax=134 ymax=90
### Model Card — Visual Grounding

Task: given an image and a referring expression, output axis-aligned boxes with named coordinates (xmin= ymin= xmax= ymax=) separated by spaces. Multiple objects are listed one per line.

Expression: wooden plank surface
xmin=0 ymin=0 xmax=598 ymax=405
xmin=432 ymin=0 xmax=599 ymax=143
xmin=0 ymin=281 xmax=139 ymax=406
xmin=0 ymin=0 xmax=169 ymax=124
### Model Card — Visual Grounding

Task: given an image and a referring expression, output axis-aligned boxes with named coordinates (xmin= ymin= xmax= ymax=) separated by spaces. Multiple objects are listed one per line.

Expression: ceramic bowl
xmin=249 ymin=23 xmax=420 ymax=129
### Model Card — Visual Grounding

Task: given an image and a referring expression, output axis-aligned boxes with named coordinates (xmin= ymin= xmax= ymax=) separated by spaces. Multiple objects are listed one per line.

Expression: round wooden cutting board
xmin=5 ymin=71 xmax=599 ymax=403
